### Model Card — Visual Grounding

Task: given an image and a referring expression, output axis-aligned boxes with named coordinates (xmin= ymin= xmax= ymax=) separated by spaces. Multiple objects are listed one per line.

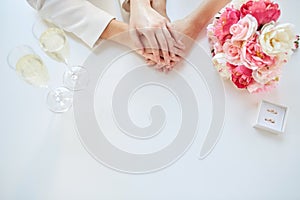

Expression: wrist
xmin=186 ymin=14 xmax=205 ymax=34
xmin=100 ymin=19 xmax=128 ymax=40
xmin=130 ymin=0 xmax=151 ymax=11
xmin=151 ymin=0 xmax=165 ymax=8
xmin=130 ymin=0 xmax=151 ymax=5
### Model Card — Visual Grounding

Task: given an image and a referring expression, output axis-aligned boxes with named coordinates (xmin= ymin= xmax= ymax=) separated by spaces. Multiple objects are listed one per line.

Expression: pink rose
xmin=230 ymin=14 xmax=258 ymax=41
xmin=229 ymin=64 xmax=254 ymax=89
xmin=223 ymin=40 xmax=243 ymax=65
xmin=242 ymin=35 xmax=277 ymax=70
xmin=214 ymin=7 xmax=241 ymax=44
xmin=240 ymin=0 xmax=280 ymax=27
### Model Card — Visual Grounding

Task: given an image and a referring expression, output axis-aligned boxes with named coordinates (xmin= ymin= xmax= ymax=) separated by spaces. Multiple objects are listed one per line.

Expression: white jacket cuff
xmin=37 ymin=0 xmax=116 ymax=48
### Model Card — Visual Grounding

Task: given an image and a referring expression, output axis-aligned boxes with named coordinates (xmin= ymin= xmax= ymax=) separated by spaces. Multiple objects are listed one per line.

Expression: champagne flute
xmin=32 ymin=18 xmax=88 ymax=91
xmin=7 ymin=45 xmax=73 ymax=113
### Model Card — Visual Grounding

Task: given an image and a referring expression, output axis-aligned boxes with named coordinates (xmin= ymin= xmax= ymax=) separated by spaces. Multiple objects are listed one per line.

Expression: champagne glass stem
xmin=63 ymin=58 xmax=80 ymax=82
xmin=46 ymin=86 xmax=73 ymax=113
xmin=63 ymin=57 xmax=70 ymax=70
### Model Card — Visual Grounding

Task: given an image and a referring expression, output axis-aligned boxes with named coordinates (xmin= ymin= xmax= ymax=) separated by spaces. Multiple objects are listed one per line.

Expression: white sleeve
xmin=27 ymin=0 xmax=116 ymax=48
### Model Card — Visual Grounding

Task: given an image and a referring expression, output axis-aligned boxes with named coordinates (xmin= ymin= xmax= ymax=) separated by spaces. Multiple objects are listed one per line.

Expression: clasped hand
xmin=129 ymin=0 xmax=185 ymax=72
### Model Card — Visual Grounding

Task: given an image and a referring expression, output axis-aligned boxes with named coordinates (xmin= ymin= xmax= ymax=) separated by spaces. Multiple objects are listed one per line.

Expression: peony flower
xmin=214 ymin=7 xmax=241 ymax=44
xmin=207 ymin=0 xmax=296 ymax=93
xmin=242 ymin=35 xmax=277 ymax=70
xmin=223 ymin=39 xmax=244 ymax=65
xmin=230 ymin=65 xmax=254 ymax=88
xmin=252 ymin=65 xmax=281 ymax=84
xmin=259 ymin=22 xmax=296 ymax=56
xmin=212 ymin=53 xmax=231 ymax=79
xmin=240 ymin=0 xmax=280 ymax=27
xmin=247 ymin=79 xmax=278 ymax=93
xmin=230 ymin=14 xmax=258 ymax=41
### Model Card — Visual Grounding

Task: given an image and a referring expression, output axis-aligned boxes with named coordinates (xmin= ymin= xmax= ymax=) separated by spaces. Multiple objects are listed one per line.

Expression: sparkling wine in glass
xmin=39 ymin=27 xmax=70 ymax=63
xmin=33 ymin=18 xmax=88 ymax=91
xmin=7 ymin=45 xmax=73 ymax=113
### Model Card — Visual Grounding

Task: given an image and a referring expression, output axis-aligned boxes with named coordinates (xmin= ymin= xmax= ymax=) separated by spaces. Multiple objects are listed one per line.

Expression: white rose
xmin=212 ymin=53 xmax=231 ymax=79
xmin=259 ymin=22 xmax=295 ymax=56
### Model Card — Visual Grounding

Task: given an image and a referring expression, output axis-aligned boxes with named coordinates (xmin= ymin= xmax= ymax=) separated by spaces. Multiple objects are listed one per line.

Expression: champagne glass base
xmin=64 ymin=65 xmax=88 ymax=91
xmin=47 ymin=87 xmax=73 ymax=113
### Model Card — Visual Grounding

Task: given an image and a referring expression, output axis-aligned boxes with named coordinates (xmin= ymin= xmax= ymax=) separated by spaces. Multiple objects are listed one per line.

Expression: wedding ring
xmin=265 ymin=118 xmax=275 ymax=124
xmin=267 ymin=109 xmax=278 ymax=114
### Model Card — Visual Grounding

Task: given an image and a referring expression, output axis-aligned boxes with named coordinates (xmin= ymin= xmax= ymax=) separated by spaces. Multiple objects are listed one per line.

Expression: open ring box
xmin=254 ymin=100 xmax=288 ymax=134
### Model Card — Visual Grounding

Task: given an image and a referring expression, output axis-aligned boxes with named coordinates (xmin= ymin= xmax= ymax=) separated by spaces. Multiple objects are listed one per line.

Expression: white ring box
xmin=254 ymin=100 xmax=288 ymax=134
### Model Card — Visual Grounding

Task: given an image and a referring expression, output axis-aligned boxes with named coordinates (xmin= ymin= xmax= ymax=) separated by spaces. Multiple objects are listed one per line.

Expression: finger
xmin=153 ymin=64 xmax=161 ymax=70
xmin=154 ymin=63 xmax=164 ymax=69
xmin=161 ymin=25 xmax=177 ymax=58
xmin=141 ymin=33 xmax=166 ymax=63
xmin=130 ymin=29 xmax=145 ymax=52
xmin=162 ymin=27 xmax=186 ymax=59
xmin=163 ymin=67 xmax=171 ymax=73
xmin=144 ymin=47 xmax=153 ymax=55
xmin=155 ymin=28 xmax=171 ymax=66
xmin=165 ymin=64 xmax=172 ymax=69
xmin=168 ymin=65 xmax=174 ymax=70
xmin=168 ymin=66 xmax=175 ymax=72
xmin=143 ymin=52 xmax=155 ymax=60
xmin=143 ymin=31 xmax=161 ymax=64
xmin=170 ymin=45 xmax=186 ymax=58
xmin=170 ymin=60 xmax=178 ymax=67
xmin=170 ymin=54 xmax=182 ymax=62
xmin=158 ymin=67 xmax=164 ymax=72
xmin=146 ymin=59 xmax=156 ymax=66
xmin=143 ymin=52 xmax=157 ymax=63
xmin=144 ymin=51 xmax=166 ymax=64
xmin=166 ymin=22 xmax=185 ymax=49
xmin=169 ymin=49 xmax=183 ymax=63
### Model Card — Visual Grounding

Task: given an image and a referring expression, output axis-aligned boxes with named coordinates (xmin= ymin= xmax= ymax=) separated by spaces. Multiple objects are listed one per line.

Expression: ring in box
xmin=254 ymin=100 xmax=288 ymax=134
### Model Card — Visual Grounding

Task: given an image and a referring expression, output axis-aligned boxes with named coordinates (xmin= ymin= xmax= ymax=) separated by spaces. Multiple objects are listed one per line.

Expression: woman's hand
xmin=129 ymin=0 xmax=184 ymax=68
xmin=145 ymin=17 xmax=206 ymax=72
xmin=99 ymin=19 xmax=156 ymax=62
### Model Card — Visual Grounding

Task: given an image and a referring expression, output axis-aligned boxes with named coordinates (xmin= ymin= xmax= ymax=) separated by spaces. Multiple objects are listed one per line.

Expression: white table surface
xmin=1 ymin=0 xmax=300 ymax=199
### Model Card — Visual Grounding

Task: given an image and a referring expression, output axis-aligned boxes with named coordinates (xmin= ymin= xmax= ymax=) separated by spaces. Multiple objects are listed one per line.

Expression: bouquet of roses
xmin=207 ymin=0 xmax=299 ymax=93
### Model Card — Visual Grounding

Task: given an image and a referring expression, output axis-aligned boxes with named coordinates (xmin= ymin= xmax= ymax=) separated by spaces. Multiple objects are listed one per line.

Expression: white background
xmin=1 ymin=0 xmax=300 ymax=199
